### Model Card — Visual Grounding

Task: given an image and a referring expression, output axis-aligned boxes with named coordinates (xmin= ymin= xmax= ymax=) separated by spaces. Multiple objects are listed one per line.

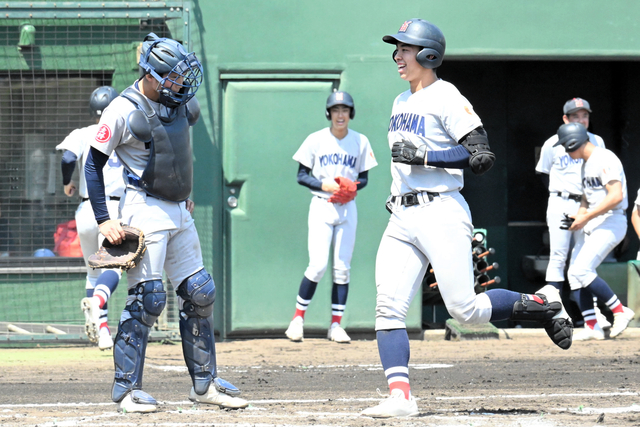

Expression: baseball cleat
xmin=285 ymin=317 xmax=304 ymax=342
xmin=610 ymin=306 xmax=635 ymax=338
xmin=117 ymin=390 xmax=157 ymax=413
xmin=361 ymin=389 xmax=419 ymax=418
xmin=189 ymin=386 xmax=249 ymax=409
xmin=594 ymin=305 xmax=611 ymax=330
xmin=98 ymin=327 xmax=114 ymax=350
xmin=328 ymin=324 xmax=351 ymax=343
xmin=81 ymin=297 xmax=101 ymax=343
xmin=535 ymin=285 xmax=573 ymax=350
xmin=573 ymin=324 xmax=605 ymax=341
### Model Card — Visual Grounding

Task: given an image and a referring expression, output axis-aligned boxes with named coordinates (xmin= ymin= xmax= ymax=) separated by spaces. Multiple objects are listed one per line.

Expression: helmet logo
xmin=399 ymin=21 xmax=412 ymax=32
xmin=574 ymin=98 xmax=584 ymax=108
xmin=95 ymin=124 xmax=111 ymax=143
xmin=336 ymin=92 xmax=344 ymax=101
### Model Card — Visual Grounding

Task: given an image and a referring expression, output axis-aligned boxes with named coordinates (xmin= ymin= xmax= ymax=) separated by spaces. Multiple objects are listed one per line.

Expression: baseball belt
xmin=552 ymin=192 xmax=581 ymax=202
xmin=386 ymin=191 xmax=440 ymax=213
xmin=81 ymin=196 xmax=121 ymax=202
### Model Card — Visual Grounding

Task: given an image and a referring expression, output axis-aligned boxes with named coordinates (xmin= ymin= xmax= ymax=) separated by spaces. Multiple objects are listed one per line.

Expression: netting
xmin=0 ymin=7 xmax=184 ymax=336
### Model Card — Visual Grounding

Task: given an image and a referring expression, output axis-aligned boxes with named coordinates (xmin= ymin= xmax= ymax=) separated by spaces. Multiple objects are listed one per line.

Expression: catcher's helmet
xmin=383 ymin=19 xmax=446 ymax=69
xmin=89 ymin=86 xmax=118 ymax=118
xmin=554 ymin=122 xmax=589 ymax=152
xmin=325 ymin=91 xmax=355 ymax=120
xmin=139 ymin=33 xmax=203 ymax=108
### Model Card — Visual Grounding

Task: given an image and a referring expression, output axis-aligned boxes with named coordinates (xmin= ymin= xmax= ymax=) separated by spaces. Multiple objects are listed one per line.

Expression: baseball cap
xmin=563 ymin=98 xmax=592 ymax=115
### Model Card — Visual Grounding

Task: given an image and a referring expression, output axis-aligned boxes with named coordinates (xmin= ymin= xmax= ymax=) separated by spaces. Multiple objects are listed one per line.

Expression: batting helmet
xmin=325 ymin=91 xmax=355 ymax=120
xmin=89 ymin=86 xmax=118 ymax=118
xmin=138 ymin=33 xmax=203 ymax=108
xmin=383 ymin=19 xmax=446 ymax=69
xmin=554 ymin=122 xmax=589 ymax=152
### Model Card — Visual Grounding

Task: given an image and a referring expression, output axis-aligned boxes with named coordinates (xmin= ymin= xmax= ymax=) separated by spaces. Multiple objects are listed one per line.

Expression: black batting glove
xmin=560 ymin=213 xmax=575 ymax=230
xmin=392 ymin=140 xmax=427 ymax=165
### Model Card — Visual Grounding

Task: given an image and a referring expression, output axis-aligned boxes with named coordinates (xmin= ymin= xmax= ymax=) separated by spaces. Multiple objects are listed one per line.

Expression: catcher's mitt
xmin=88 ymin=225 xmax=146 ymax=271
xmin=328 ymin=176 xmax=359 ymax=204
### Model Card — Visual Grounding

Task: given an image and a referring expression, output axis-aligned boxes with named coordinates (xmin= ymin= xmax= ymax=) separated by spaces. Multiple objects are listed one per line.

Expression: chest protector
xmin=122 ymin=87 xmax=199 ymax=202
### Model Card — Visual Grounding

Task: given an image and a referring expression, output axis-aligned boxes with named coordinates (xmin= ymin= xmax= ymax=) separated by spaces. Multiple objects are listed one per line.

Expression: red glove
xmin=328 ymin=177 xmax=360 ymax=204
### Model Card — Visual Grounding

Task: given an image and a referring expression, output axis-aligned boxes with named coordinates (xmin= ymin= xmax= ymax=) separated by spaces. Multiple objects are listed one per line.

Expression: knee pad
xmin=112 ymin=317 xmax=151 ymax=402
xmin=128 ymin=280 xmax=167 ymax=327
xmin=176 ymin=269 xmax=218 ymax=395
xmin=511 ymin=293 xmax=560 ymax=323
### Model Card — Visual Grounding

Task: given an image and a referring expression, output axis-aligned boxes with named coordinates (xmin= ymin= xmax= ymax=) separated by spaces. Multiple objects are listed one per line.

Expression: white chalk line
xmin=147 ymin=363 xmax=453 ymax=373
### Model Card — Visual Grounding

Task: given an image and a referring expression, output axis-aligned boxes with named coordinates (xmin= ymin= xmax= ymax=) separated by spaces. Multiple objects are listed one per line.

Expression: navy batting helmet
xmin=554 ymin=122 xmax=589 ymax=152
xmin=139 ymin=33 xmax=203 ymax=108
xmin=383 ymin=19 xmax=446 ymax=69
xmin=89 ymin=86 xmax=118 ymax=118
xmin=325 ymin=91 xmax=355 ymax=120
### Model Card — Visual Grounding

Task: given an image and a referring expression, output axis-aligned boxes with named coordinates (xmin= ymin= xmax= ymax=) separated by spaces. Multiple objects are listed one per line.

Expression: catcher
xmin=284 ymin=90 xmax=378 ymax=344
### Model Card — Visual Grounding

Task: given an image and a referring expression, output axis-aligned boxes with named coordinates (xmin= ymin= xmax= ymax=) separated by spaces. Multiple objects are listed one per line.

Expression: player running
xmin=56 ymin=86 xmax=123 ymax=351
xmin=554 ymin=122 xmax=635 ymax=340
xmin=536 ymin=97 xmax=610 ymax=331
xmin=362 ymin=18 xmax=573 ymax=418
xmin=85 ymin=33 xmax=247 ymax=413
xmin=285 ymin=91 xmax=377 ymax=344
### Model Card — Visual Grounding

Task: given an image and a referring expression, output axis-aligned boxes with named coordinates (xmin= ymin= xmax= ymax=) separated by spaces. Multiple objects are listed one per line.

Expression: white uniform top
xmin=635 ymin=188 xmax=640 ymax=210
xmin=56 ymin=124 xmax=125 ymax=199
xmin=293 ymin=127 xmax=378 ymax=198
xmin=387 ymin=79 xmax=482 ymax=195
xmin=582 ymin=146 xmax=628 ymax=213
xmin=89 ymin=90 xmax=155 ymax=178
xmin=536 ymin=131 xmax=605 ymax=195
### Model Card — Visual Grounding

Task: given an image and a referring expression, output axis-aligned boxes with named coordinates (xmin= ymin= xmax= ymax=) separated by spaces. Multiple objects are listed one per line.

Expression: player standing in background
xmin=56 ymin=86 xmax=123 ymax=351
xmin=536 ymin=97 xmax=610 ymax=330
xmin=631 ymin=189 xmax=640 ymax=260
xmin=285 ymin=91 xmax=378 ymax=343
xmin=85 ymin=33 xmax=247 ymax=413
xmin=362 ymin=19 xmax=573 ymax=418
xmin=554 ymin=123 xmax=635 ymax=340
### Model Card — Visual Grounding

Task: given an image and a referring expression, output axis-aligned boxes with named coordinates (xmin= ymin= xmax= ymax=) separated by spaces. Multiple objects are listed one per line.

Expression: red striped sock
xmin=95 ymin=295 xmax=106 ymax=309
xmin=611 ymin=302 xmax=623 ymax=314
xmin=389 ymin=381 xmax=411 ymax=399
xmin=331 ymin=315 xmax=342 ymax=325
xmin=294 ymin=309 xmax=306 ymax=320
xmin=585 ymin=319 xmax=597 ymax=329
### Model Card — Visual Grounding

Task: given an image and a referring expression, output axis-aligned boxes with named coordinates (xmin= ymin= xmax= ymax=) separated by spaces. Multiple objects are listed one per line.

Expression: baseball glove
xmin=328 ymin=176 xmax=359 ymax=204
xmin=560 ymin=213 xmax=575 ymax=230
xmin=88 ymin=225 xmax=146 ymax=271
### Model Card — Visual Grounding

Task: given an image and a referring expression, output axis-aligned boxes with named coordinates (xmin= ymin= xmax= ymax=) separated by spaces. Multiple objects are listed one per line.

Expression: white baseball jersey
xmin=536 ymin=132 xmax=605 ymax=194
xmin=387 ymin=79 xmax=482 ymax=195
xmin=293 ymin=128 xmax=377 ymax=198
xmin=582 ymin=146 xmax=628 ymax=214
xmin=56 ymin=124 xmax=125 ymax=199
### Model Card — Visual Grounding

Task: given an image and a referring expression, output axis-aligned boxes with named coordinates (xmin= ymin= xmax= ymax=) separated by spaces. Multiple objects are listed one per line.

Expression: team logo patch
xmin=574 ymin=98 xmax=584 ymax=108
xmin=95 ymin=124 xmax=111 ymax=143
xmin=399 ymin=21 xmax=412 ymax=32
xmin=336 ymin=92 xmax=344 ymax=101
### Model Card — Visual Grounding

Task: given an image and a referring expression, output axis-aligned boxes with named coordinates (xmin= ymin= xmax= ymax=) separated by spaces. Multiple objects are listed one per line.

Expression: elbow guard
xmin=460 ymin=127 xmax=495 ymax=175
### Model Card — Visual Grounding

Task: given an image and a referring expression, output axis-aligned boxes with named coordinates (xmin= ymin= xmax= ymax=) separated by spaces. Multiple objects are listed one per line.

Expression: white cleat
xmin=81 ymin=297 xmax=101 ymax=343
xmin=328 ymin=325 xmax=351 ymax=343
xmin=189 ymin=386 xmax=249 ymax=409
xmin=573 ymin=324 xmax=605 ymax=341
xmin=361 ymin=389 xmax=419 ymax=418
xmin=594 ymin=305 xmax=611 ymax=330
xmin=610 ymin=306 xmax=635 ymax=338
xmin=117 ymin=390 xmax=157 ymax=413
xmin=98 ymin=327 xmax=113 ymax=351
xmin=285 ymin=317 xmax=304 ymax=342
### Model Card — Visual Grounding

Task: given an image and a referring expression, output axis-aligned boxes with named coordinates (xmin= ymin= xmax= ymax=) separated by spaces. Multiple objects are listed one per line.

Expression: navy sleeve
xmin=61 ymin=150 xmax=77 ymax=185
xmin=538 ymin=172 xmax=549 ymax=189
xmin=426 ymin=145 xmax=471 ymax=169
xmin=356 ymin=170 xmax=369 ymax=190
xmin=296 ymin=163 xmax=323 ymax=191
xmin=85 ymin=147 xmax=110 ymax=224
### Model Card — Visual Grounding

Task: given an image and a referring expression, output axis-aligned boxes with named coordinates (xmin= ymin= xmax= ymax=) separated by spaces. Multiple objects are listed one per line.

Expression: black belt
xmin=81 ymin=196 xmax=121 ymax=202
xmin=553 ymin=192 xmax=581 ymax=202
xmin=391 ymin=192 xmax=440 ymax=207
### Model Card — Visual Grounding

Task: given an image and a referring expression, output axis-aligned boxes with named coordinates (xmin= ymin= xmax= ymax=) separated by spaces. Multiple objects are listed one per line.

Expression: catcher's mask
xmin=139 ymin=33 xmax=203 ymax=109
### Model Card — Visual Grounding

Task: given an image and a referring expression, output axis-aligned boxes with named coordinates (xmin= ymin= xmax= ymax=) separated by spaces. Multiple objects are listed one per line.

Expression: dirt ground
xmin=0 ymin=328 xmax=639 ymax=427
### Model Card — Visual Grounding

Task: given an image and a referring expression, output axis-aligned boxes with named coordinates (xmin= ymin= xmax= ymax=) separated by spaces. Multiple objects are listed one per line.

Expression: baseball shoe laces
xmin=189 ymin=385 xmax=249 ymax=409
xmin=81 ymin=297 xmax=101 ymax=343
xmin=610 ymin=306 xmax=635 ymax=338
